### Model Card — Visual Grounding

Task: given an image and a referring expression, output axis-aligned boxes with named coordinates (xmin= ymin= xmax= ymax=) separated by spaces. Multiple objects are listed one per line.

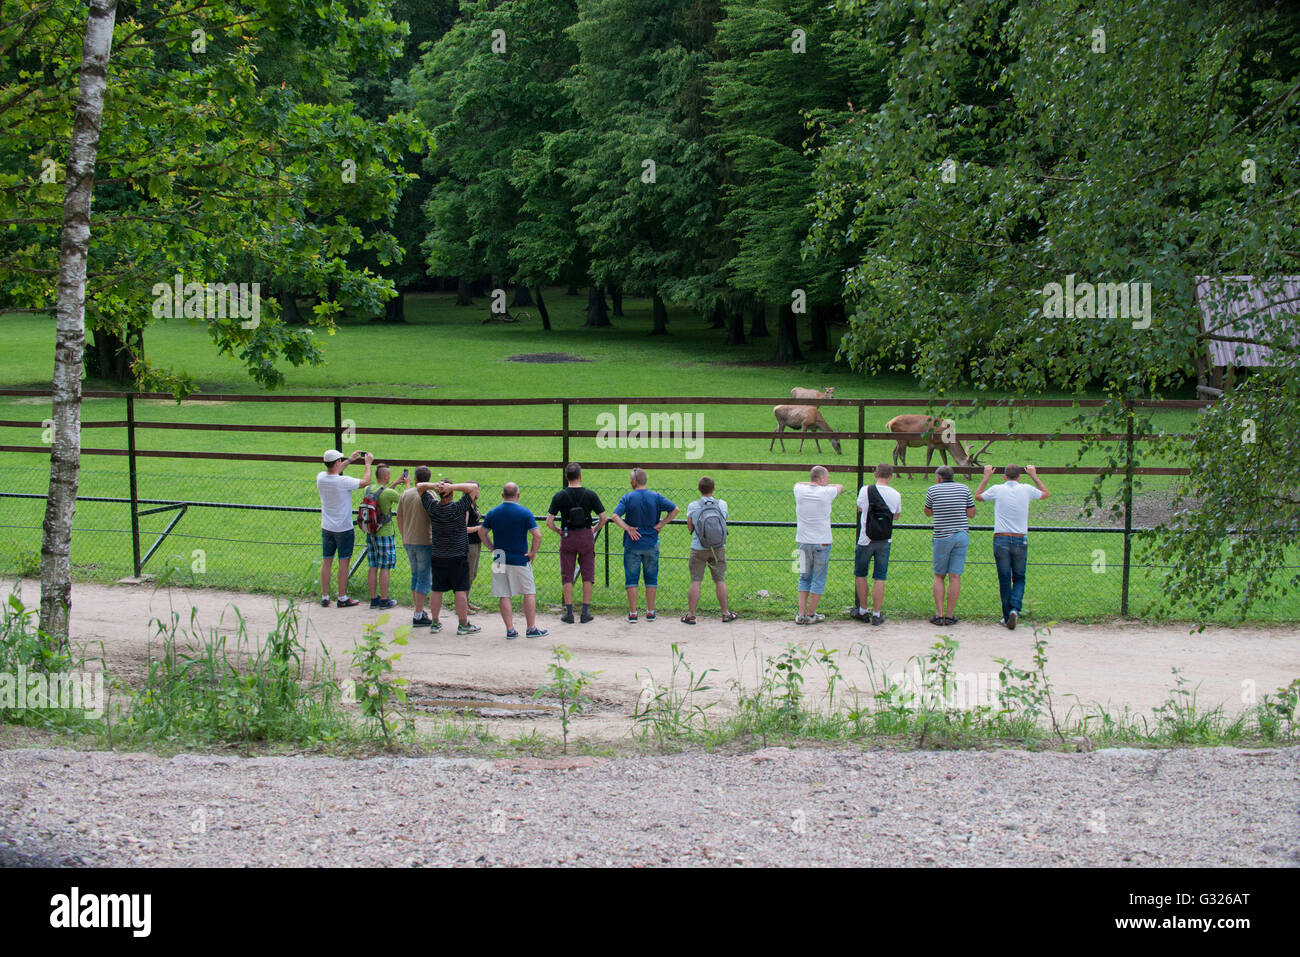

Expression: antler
xmin=967 ymin=440 xmax=995 ymax=465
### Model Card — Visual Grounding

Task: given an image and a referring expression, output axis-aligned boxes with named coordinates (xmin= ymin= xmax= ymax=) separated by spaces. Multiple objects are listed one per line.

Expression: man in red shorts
xmin=546 ymin=462 xmax=607 ymax=624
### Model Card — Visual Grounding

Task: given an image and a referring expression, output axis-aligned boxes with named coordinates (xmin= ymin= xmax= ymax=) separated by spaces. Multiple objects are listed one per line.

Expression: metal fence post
xmin=127 ymin=392 xmax=141 ymax=577
xmin=1121 ymin=400 xmax=1134 ymax=617
xmin=604 ymin=522 xmax=609 ymax=588
xmin=333 ymin=396 xmax=343 ymax=451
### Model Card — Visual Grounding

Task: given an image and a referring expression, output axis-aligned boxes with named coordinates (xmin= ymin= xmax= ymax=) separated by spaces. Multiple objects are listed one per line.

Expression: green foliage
xmin=633 ymin=642 xmax=716 ymax=748
xmin=534 ymin=644 xmax=600 ymax=752
xmin=1 ymin=0 xmax=421 ymax=394
xmin=806 ymin=0 xmax=1300 ymax=614
xmin=349 ymin=613 xmax=414 ymax=749
xmin=120 ymin=602 xmax=350 ymax=745
xmin=0 ymin=590 xmax=98 ymax=732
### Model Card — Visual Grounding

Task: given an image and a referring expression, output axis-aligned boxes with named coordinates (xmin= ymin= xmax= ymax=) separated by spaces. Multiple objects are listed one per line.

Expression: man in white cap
xmin=317 ymin=448 xmax=372 ymax=607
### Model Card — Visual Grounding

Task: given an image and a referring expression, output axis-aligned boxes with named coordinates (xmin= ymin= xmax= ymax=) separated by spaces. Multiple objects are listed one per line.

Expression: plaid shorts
xmin=366 ymin=534 xmax=397 ymax=570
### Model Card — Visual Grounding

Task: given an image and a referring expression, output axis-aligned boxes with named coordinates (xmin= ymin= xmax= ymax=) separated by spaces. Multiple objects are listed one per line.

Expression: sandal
xmin=681 ymin=615 xmax=696 ymax=625
xmin=930 ymin=616 xmax=945 ymax=626
xmin=721 ymin=611 xmax=738 ymax=623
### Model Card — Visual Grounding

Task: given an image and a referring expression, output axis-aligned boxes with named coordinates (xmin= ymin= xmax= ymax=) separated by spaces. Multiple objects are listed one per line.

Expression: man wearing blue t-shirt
xmin=610 ymin=468 xmax=678 ymax=622
xmin=479 ymin=482 xmax=547 ymax=640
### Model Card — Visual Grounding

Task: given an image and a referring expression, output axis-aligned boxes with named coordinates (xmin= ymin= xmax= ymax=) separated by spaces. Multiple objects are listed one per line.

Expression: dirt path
xmin=1 ymin=746 xmax=1296 ymax=866
xmin=7 ymin=579 xmax=1298 ymax=742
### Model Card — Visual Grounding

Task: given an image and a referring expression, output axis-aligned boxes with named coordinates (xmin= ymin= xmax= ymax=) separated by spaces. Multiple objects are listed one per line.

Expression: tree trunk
xmin=651 ymin=294 xmax=669 ymax=335
xmin=773 ymin=301 xmax=804 ymax=363
xmin=584 ymin=286 xmax=611 ymax=327
xmin=279 ymin=288 xmax=305 ymax=325
xmin=383 ymin=292 xmax=406 ymax=323
xmin=457 ymin=277 xmax=473 ymax=306
xmin=533 ymin=285 xmax=552 ymax=331
xmin=41 ymin=0 xmax=119 ymax=648
xmin=748 ymin=299 xmax=769 ymax=338
xmin=809 ymin=304 xmax=829 ymax=352
xmin=610 ymin=287 xmax=624 ymax=317
xmin=726 ymin=307 xmax=747 ymax=345
xmin=709 ymin=301 xmax=726 ymax=329
xmin=85 ymin=322 xmax=138 ymax=382
xmin=511 ymin=283 xmax=534 ymax=307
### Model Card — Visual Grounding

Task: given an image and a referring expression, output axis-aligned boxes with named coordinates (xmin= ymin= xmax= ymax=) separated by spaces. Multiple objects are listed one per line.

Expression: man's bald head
xmin=502 ymin=482 xmax=520 ymax=500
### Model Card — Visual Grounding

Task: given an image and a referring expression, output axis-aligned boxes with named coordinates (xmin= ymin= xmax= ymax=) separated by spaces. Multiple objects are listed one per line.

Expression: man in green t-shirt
xmin=364 ymin=463 xmax=407 ymax=609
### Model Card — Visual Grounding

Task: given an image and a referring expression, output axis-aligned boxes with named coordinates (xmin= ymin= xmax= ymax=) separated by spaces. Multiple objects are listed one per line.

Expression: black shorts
xmin=430 ymin=555 xmax=471 ymax=593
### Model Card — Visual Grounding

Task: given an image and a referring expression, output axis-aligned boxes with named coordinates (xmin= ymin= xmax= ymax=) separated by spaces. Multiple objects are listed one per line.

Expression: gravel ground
xmin=2 ymin=746 xmax=1297 ymax=866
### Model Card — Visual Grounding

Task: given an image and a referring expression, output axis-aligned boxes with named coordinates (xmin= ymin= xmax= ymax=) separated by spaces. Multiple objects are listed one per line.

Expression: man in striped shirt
xmin=924 ymin=465 xmax=977 ymax=626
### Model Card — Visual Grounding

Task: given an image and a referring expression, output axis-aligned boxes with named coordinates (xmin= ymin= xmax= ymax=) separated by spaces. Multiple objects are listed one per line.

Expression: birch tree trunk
xmin=39 ymin=0 xmax=118 ymax=647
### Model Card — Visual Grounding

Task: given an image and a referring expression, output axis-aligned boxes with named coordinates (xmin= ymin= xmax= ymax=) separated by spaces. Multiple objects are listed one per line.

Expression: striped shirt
xmin=422 ymin=492 xmax=472 ymax=559
xmin=925 ymin=482 xmax=974 ymax=539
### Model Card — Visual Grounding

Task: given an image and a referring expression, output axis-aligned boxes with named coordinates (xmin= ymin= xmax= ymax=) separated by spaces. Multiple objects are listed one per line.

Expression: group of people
xmin=315 ymin=448 xmax=1048 ymax=635
xmin=791 ymin=461 xmax=1048 ymax=629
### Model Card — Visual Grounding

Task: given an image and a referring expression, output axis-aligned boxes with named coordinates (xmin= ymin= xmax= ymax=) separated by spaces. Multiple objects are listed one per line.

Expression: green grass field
xmin=2 ymin=291 xmax=1295 ymax=622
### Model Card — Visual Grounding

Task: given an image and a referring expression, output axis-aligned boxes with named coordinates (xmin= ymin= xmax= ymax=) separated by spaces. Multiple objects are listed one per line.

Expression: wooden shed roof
xmin=1195 ymin=275 xmax=1300 ymax=368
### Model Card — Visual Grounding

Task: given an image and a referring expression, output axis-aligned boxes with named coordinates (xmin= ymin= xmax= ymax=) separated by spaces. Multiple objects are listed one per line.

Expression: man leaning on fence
xmin=316 ymin=448 xmax=371 ymax=608
xmin=975 ymin=463 xmax=1049 ymax=630
xmin=925 ymin=465 xmax=976 ymax=627
xmin=546 ymin=462 xmax=607 ymax=624
xmin=682 ymin=475 xmax=737 ymax=625
xmin=793 ymin=465 xmax=844 ymax=624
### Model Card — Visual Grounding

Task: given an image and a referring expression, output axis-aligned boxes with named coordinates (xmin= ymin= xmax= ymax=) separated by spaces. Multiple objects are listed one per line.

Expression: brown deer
xmin=790 ymin=386 xmax=835 ymax=402
xmin=772 ymin=405 xmax=843 ymax=454
xmin=885 ymin=414 xmax=993 ymax=478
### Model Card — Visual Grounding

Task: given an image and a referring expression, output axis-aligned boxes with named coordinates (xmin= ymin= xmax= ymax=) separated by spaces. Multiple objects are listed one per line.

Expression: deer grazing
xmin=885 ymin=414 xmax=993 ymax=478
xmin=772 ymin=405 xmax=843 ymax=454
xmin=790 ymin=386 xmax=835 ymax=402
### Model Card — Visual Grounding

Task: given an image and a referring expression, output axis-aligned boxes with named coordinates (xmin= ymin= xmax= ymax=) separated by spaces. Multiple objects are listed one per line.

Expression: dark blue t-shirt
xmin=481 ymin=501 xmax=538 ymax=566
xmin=614 ymin=489 xmax=676 ymax=550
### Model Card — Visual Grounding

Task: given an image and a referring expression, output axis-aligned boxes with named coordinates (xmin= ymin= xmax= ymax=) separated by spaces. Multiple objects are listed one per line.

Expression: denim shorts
xmin=932 ymin=530 xmax=969 ymax=576
xmin=796 ymin=543 xmax=830 ymax=595
xmin=404 ymin=544 xmax=432 ymax=595
xmin=623 ymin=546 xmax=660 ymax=588
xmin=322 ymin=528 xmax=355 ymax=560
xmin=855 ymin=540 xmax=891 ymax=581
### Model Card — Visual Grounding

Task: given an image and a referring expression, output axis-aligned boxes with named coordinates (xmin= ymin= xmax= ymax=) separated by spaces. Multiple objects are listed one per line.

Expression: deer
xmin=772 ymin=405 xmax=843 ymax=454
xmin=885 ymin=414 xmax=993 ymax=478
xmin=790 ymin=386 xmax=835 ymax=402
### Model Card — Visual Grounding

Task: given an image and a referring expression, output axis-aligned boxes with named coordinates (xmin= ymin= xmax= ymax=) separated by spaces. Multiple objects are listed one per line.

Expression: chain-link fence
xmin=4 ymin=470 xmax=1295 ymax=622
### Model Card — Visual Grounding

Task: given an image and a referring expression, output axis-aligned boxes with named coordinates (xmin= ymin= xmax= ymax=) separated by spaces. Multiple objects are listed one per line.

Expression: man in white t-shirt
xmin=974 ymin=463 xmax=1049 ymax=630
xmin=792 ymin=465 xmax=843 ymax=624
xmin=316 ymin=448 xmax=372 ymax=608
xmin=852 ymin=463 xmax=902 ymax=626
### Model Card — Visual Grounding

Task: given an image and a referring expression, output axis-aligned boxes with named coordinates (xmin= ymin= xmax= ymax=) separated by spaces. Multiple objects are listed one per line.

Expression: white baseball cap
xmin=323 ymin=449 xmax=346 ymax=464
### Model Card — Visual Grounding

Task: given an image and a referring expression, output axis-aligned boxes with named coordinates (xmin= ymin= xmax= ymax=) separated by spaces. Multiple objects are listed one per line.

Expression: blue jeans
xmin=797 ymin=543 xmax=831 ymax=595
xmin=404 ymin=544 xmax=432 ymax=595
xmin=993 ymin=535 xmax=1028 ymax=620
xmin=623 ymin=546 xmax=660 ymax=588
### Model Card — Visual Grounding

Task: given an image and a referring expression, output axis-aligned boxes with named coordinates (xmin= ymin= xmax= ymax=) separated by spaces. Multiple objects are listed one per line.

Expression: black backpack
xmin=560 ymin=489 xmax=592 ymax=529
xmin=865 ymin=486 xmax=894 ymax=541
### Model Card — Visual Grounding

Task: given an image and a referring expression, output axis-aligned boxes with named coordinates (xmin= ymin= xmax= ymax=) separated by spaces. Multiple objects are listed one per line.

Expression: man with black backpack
xmin=682 ymin=476 xmax=736 ymax=625
xmin=546 ymin=463 xmax=607 ymax=624
xmin=853 ymin=463 xmax=902 ymax=626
